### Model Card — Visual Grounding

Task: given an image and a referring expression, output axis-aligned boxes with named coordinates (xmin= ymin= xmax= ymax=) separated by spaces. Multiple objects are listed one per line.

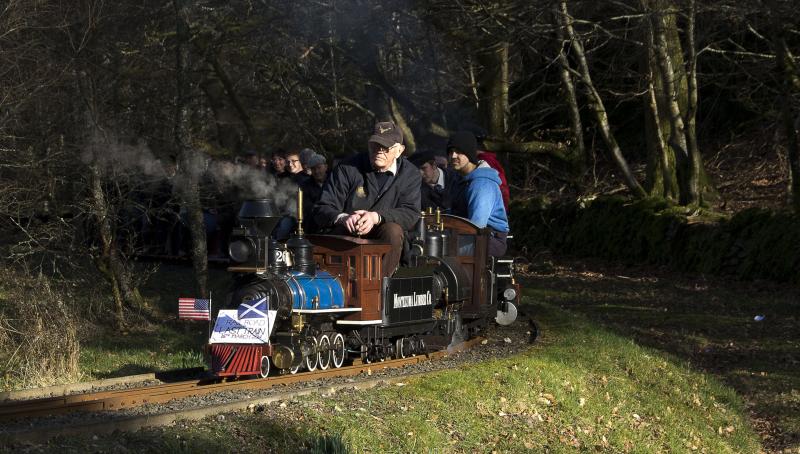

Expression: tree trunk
xmin=199 ymin=76 xmax=243 ymax=152
xmin=88 ymin=164 xmax=125 ymax=326
xmin=362 ymin=44 xmax=425 ymax=150
xmin=196 ymin=36 xmax=260 ymax=151
xmin=477 ymin=42 xmax=510 ymax=139
xmin=558 ymin=0 xmax=646 ymax=198
xmin=389 ymin=97 xmax=417 ymax=154
xmin=776 ymin=41 xmax=800 ymax=212
xmin=75 ymin=64 xmax=143 ymax=326
xmin=554 ymin=5 xmax=586 ymax=167
xmin=643 ymin=0 xmax=715 ymax=205
xmin=174 ymin=0 xmax=208 ymax=298
xmin=769 ymin=1 xmax=800 ymax=211
xmin=646 ymin=77 xmax=678 ymax=198
xmin=684 ymin=0 xmax=702 ymax=189
xmin=650 ymin=8 xmax=696 ymax=205
xmin=642 ymin=8 xmax=678 ymax=199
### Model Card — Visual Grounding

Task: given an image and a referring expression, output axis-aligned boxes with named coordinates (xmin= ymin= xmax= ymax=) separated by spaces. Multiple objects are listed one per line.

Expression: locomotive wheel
xmin=305 ymin=336 xmax=319 ymax=372
xmin=416 ymin=338 xmax=426 ymax=355
xmin=395 ymin=338 xmax=405 ymax=359
xmin=331 ymin=333 xmax=346 ymax=368
xmin=259 ymin=356 xmax=270 ymax=378
xmin=360 ymin=344 xmax=371 ymax=364
xmin=396 ymin=338 xmax=412 ymax=359
xmin=317 ymin=334 xmax=332 ymax=370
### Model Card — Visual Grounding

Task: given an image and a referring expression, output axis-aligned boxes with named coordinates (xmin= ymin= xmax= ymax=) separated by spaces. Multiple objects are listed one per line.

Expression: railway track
xmin=0 ymin=337 xmax=482 ymax=439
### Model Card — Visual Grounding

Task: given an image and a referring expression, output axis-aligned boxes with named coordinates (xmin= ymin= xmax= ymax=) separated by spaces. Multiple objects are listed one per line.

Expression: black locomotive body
xmin=208 ymin=199 xmax=521 ymax=378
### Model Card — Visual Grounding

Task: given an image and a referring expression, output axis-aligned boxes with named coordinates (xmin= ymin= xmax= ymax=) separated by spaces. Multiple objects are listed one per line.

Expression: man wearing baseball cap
xmin=313 ymin=121 xmax=421 ymax=278
xmin=448 ymin=130 xmax=509 ymax=257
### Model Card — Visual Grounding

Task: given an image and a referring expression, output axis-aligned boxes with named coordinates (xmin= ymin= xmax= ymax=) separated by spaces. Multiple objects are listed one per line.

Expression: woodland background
xmin=0 ymin=0 xmax=798 ymax=390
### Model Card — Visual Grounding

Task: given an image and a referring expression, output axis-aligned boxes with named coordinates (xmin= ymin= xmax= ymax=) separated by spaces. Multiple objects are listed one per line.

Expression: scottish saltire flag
xmin=178 ymin=298 xmax=211 ymax=320
xmin=238 ymin=297 xmax=268 ymax=320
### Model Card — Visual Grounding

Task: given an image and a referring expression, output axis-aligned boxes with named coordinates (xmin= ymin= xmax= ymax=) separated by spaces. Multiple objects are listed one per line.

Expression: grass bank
xmin=33 ymin=291 xmax=762 ymax=453
xmin=523 ymin=257 xmax=799 ymax=451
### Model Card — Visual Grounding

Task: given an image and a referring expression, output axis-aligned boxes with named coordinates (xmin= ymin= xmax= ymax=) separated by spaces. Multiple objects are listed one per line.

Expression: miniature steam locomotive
xmin=207 ymin=197 xmax=522 ymax=378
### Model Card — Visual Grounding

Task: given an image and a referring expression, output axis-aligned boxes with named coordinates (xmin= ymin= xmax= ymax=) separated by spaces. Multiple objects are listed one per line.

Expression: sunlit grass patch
xmin=273 ymin=301 xmax=759 ymax=452
xmin=526 ymin=264 xmax=800 ymax=450
xmin=246 ymin=301 xmax=758 ymax=452
xmin=80 ymin=324 xmax=206 ymax=379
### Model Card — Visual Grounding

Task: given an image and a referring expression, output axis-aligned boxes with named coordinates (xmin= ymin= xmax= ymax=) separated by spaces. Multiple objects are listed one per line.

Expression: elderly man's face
xmin=369 ymin=142 xmax=403 ymax=172
xmin=286 ymin=154 xmax=303 ymax=174
xmin=419 ymin=161 xmax=439 ymax=186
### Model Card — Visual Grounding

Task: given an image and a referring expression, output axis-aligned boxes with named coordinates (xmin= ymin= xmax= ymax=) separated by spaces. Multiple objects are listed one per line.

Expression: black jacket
xmin=300 ymin=178 xmax=325 ymax=234
xmin=420 ymin=167 xmax=468 ymax=217
xmin=313 ymin=152 xmax=421 ymax=231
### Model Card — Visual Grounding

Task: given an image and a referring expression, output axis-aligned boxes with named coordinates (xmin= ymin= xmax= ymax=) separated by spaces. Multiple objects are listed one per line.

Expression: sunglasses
xmin=370 ymin=144 xmax=398 ymax=154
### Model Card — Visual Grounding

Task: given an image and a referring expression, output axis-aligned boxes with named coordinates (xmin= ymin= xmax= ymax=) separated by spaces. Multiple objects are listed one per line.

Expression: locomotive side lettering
xmin=385 ymin=275 xmax=435 ymax=324
xmin=392 ymin=291 xmax=432 ymax=309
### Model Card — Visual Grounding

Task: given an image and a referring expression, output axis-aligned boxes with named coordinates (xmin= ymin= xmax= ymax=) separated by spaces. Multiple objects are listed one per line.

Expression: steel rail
xmin=0 ymin=337 xmax=481 ymax=422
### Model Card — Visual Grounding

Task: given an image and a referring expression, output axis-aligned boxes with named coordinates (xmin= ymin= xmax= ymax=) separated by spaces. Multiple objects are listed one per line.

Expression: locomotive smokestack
xmin=286 ymin=187 xmax=315 ymax=275
xmin=227 ymin=199 xmax=282 ymax=270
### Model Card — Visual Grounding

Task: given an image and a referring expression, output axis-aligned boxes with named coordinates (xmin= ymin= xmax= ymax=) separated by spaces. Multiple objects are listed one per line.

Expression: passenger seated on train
xmin=313 ymin=121 xmax=421 ymax=278
xmin=447 ymin=131 xmax=510 ymax=257
xmin=408 ymin=149 xmax=467 ymax=217
xmin=300 ymin=153 xmax=328 ymax=234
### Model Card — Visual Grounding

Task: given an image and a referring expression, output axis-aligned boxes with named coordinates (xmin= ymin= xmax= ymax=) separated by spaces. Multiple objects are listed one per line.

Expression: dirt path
xmin=520 ymin=255 xmax=800 ymax=452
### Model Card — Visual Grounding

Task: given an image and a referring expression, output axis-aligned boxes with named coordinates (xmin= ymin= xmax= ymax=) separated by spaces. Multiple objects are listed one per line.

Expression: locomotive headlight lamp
xmin=503 ymin=287 xmax=517 ymax=301
xmin=228 ymin=239 xmax=255 ymax=263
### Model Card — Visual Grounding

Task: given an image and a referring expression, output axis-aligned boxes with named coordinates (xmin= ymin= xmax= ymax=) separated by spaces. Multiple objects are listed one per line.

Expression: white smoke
xmin=206 ymin=159 xmax=298 ymax=215
xmin=81 ymin=130 xmax=299 ymax=214
xmin=81 ymin=130 xmax=167 ymax=179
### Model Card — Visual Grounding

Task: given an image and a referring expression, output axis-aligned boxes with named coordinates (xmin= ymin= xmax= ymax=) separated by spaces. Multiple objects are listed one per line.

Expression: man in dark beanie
xmin=447 ymin=131 xmax=479 ymax=164
xmin=314 ymin=121 xmax=421 ymax=278
xmin=447 ymin=130 xmax=509 ymax=257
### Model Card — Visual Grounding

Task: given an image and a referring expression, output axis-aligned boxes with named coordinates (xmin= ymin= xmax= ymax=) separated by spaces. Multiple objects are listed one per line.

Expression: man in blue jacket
xmin=447 ymin=131 xmax=510 ymax=257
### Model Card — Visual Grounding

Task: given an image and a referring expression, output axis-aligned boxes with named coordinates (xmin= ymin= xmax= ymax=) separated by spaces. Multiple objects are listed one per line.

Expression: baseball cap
xmin=368 ymin=121 xmax=403 ymax=148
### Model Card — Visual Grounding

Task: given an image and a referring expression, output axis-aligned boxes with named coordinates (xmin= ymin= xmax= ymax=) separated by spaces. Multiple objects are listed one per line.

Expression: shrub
xmin=510 ymin=196 xmax=800 ymax=283
xmin=0 ymin=269 xmax=81 ymax=389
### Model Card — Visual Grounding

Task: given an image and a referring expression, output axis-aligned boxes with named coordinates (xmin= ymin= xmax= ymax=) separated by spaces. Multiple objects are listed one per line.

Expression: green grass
xmin=32 ymin=295 xmax=762 ymax=453
xmin=76 ymin=263 xmax=232 ymax=380
xmin=524 ymin=261 xmax=800 ymax=451
xmin=79 ymin=325 xmax=206 ymax=379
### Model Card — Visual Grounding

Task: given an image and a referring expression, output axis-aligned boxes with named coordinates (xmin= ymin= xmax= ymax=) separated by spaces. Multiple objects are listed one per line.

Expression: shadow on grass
xmin=522 ymin=258 xmax=800 ymax=451
xmin=32 ymin=413 xmax=351 ymax=454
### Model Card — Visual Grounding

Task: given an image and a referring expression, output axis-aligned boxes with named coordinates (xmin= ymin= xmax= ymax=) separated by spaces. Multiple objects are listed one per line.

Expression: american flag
xmin=178 ymin=298 xmax=211 ymax=320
